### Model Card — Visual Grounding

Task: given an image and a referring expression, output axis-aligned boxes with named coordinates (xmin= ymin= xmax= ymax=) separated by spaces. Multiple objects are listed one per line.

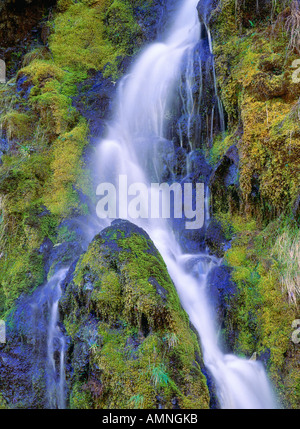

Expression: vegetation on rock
xmin=0 ymin=0 xmax=153 ymax=317
xmin=0 ymin=0 xmax=299 ymax=410
xmin=61 ymin=220 xmax=210 ymax=409
xmin=209 ymin=0 xmax=300 ymax=408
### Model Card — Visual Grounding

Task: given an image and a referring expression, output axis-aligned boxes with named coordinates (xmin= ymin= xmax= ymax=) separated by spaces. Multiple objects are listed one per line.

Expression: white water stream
xmin=45 ymin=269 xmax=68 ymax=409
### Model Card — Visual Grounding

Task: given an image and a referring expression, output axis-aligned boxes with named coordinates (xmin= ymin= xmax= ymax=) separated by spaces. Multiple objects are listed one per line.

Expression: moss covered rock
xmin=205 ymin=5 xmax=300 ymax=407
xmin=60 ymin=219 xmax=210 ymax=409
xmin=210 ymin=0 xmax=300 ymax=220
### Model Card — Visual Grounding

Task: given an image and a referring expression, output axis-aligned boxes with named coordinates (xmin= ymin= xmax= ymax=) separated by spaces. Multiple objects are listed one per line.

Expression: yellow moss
xmin=43 ymin=120 xmax=88 ymax=215
xmin=256 ymin=271 xmax=294 ymax=381
xmin=64 ymin=229 xmax=210 ymax=409
xmin=49 ymin=1 xmax=117 ymax=72
xmin=1 ymin=111 xmax=35 ymax=142
xmin=225 ymin=245 xmax=248 ymax=267
xmin=19 ymin=60 xmax=64 ymax=86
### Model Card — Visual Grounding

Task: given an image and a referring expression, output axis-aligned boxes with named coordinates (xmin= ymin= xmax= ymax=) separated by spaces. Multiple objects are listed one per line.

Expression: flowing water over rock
xmin=45 ymin=269 xmax=68 ymax=409
xmin=95 ymin=0 xmax=277 ymax=409
xmin=0 ymin=268 xmax=69 ymax=408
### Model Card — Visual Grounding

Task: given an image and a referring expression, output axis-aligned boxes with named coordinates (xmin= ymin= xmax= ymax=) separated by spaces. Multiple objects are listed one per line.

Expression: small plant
xmin=150 ymin=363 xmax=170 ymax=388
xmin=272 ymin=227 xmax=300 ymax=305
xmin=128 ymin=394 xmax=144 ymax=409
xmin=88 ymin=341 xmax=98 ymax=354
xmin=163 ymin=332 xmax=179 ymax=349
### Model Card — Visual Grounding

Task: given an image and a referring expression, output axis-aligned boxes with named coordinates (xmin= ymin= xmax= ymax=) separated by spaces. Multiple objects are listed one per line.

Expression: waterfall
xmin=42 ymin=269 xmax=68 ymax=409
xmin=46 ymin=269 xmax=68 ymax=409
xmin=95 ymin=0 xmax=277 ymax=409
xmin=29 ymin=268 xmax=68 ymax=409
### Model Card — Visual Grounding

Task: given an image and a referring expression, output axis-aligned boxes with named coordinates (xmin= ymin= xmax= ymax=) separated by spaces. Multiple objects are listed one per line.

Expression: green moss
xmin=49 ymin=1 xmax=111 ymax=72
xmin=0 ymin=247 xmax=44 ymax=313
xmin=69 ymin=382 xmax=93 ymax=409
xmin=1 ymin=111 xmax=35 ymax=143
xmin=62 ymin=226 xmax=210 ymax=409
xmin=0 ymin=394 xmax=8 ymax=409
xmin=0 ymin=0 xmax=156 ymax=319
xmin=222 ymin=213 xmax=299 ymax=408
xmin=19 ymin=60 xmax=65 ymax=86
xmin=43 ymin=120 xmax=89 ymax=216
xmin=212 ymin=1 xmax=300 ymax=218
xmin=102 ymin=0 xmax=142 ymax=52
xmin=210 ymin=130 xmax=236 ymax=165
xmin=49 ymin=0 xmax=144 ymax=80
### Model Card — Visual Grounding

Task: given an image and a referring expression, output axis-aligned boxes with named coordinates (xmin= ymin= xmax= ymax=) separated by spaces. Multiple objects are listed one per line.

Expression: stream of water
xmin=45 ymin=269 xmax=68 ymax=409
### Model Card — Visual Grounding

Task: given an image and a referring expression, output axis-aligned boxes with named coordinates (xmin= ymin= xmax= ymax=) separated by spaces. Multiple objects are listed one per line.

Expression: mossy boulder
xmin=60 ymin=219 xmax=210 ymax=409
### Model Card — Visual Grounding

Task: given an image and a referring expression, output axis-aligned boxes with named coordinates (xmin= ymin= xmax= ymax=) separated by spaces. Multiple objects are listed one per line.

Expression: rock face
xmin=205 ymin=218 xmax=229 ymax=258
xmin=207 ymin=265 xmax=237 ymax=351
xmin=0 ymin=0 xmax=56 ymax=78
xmin=60 ymin=219 xmax=210 ymax=409
xmin=209 ymin=144 xmax=240 ymax=215
xmin=0 ymin=0 xmax=55 ymax=48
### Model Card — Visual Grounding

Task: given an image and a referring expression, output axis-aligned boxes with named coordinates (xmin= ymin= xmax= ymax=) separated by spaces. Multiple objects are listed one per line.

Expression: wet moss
xmin=61 ymin=221 xmax=210 ymax=409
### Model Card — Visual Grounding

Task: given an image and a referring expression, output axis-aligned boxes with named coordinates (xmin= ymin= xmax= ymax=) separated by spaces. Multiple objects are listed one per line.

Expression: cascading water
xmin=29 ymin=268 xmax=69 ymax=409
xmin=45 ymin=268 xmax=68 ymax=409
xmin=95 ymin=0 xmax=278 ymax=409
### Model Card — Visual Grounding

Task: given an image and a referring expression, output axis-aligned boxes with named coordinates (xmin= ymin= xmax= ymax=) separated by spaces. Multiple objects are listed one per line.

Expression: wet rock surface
xmin=205 ymin=218 xmax=229 ymax=258
xmin=207 ymin=265 xmax=237 ymax=344
xmin=210 ymin=144 xmax=240 ymax=214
